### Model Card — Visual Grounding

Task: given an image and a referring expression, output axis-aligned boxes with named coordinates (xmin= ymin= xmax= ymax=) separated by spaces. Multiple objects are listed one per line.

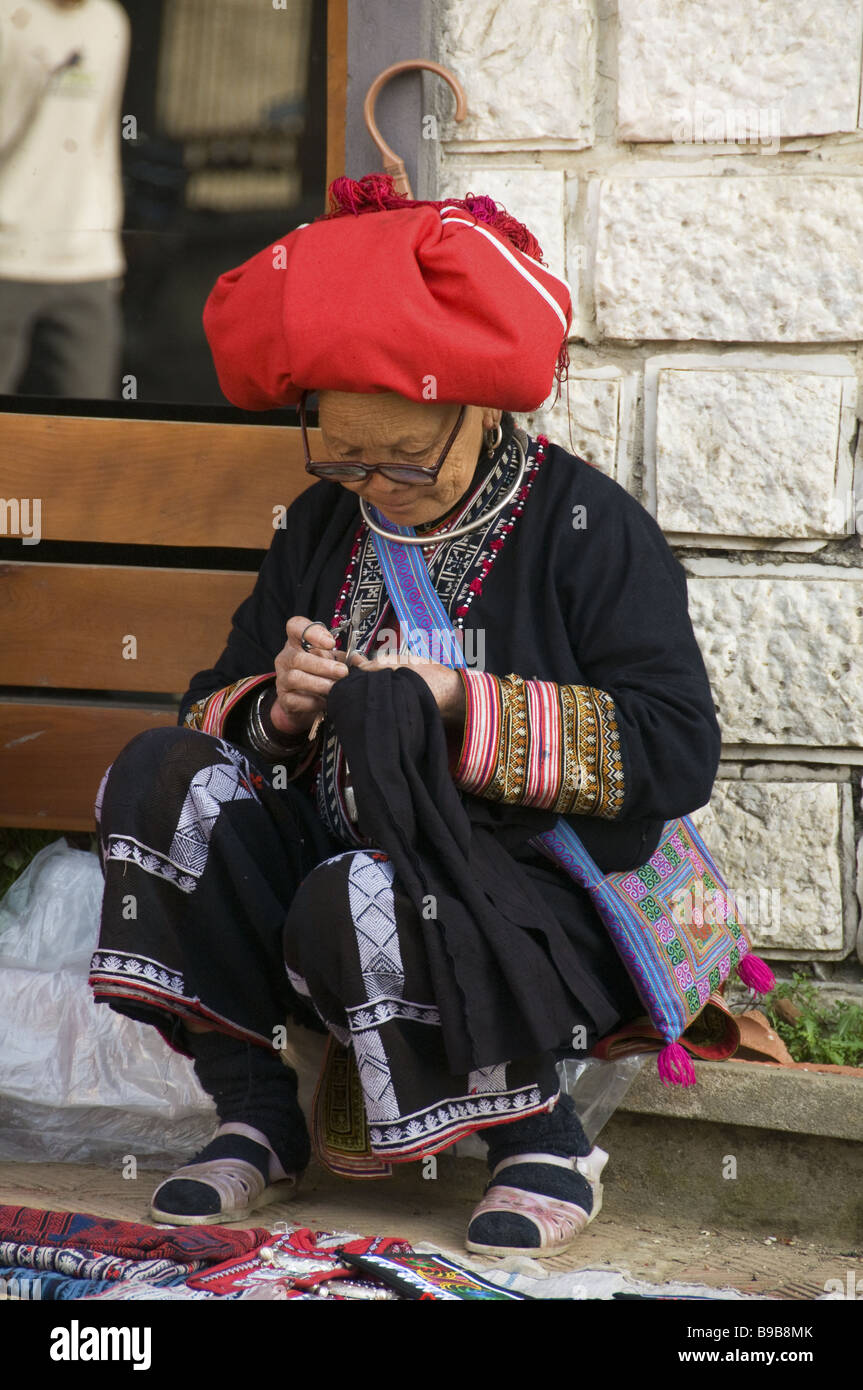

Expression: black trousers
xmin=90 ymin=727 xmax=583 ymax=1162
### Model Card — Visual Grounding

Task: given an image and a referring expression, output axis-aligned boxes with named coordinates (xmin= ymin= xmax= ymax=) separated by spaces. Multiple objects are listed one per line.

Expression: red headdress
xmin=203 ymin=174 xmax=571 ymax=412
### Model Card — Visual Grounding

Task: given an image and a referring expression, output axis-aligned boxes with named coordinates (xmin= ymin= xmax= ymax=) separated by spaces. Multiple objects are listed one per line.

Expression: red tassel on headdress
xmin=320 ymin=173 xmax=547 ymax=263
xmin=324 ymin=173 xmax=402 ymax=216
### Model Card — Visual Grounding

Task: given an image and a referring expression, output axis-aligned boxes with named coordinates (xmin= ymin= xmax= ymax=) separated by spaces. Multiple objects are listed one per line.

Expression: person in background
xmin=0 ymin=0 xmax=130 ymax=398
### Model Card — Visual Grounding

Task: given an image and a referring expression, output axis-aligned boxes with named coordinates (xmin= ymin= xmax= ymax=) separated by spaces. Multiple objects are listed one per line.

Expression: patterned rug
xmin=0 ymin=1205 xmax=524 ymax=1301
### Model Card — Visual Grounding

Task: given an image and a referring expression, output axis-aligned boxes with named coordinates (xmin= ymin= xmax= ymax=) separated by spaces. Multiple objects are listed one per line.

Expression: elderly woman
xmin=89 ymin=176 xmax=721 ymax=1257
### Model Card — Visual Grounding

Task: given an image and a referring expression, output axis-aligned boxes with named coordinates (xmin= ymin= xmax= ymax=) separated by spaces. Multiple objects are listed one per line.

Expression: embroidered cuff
xmin=183 ymin=675 xmax=321 ymax=781
xmin=454 ymin=670 xmax=625 ymax=819
xmin=182 ymin=673 xmax=275 ymax=738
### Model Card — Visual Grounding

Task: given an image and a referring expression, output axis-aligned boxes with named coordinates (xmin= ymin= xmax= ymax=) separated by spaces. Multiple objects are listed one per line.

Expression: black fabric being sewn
xmin=327 ymin=664 xmax=624 ymax=1075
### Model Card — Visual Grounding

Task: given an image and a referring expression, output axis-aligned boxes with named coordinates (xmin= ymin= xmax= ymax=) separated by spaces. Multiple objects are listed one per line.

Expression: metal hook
xmin=363 ymin=60 xmax=467 ymax=199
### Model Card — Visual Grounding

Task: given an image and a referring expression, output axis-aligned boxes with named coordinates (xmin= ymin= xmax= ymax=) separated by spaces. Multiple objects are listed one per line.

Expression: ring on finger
xmin=300 ymin=620 xmax=327 ymax=653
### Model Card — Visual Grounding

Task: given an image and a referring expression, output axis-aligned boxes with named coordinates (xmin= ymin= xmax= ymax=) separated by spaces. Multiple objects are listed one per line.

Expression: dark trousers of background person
xmin=0 ymin=276 xmax=122 ymax=398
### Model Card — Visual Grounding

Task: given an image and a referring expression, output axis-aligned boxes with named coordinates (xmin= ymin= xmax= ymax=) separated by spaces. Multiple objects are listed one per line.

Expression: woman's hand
xmin=349 ymin=650 xmax=466 ymax=729
xmin=270 ymin=616 xmax=349 ymax=738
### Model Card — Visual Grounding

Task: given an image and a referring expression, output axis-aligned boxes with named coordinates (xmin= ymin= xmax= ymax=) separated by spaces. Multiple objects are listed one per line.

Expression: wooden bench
xmin=0 ymin=411 xmax=320 ymax=830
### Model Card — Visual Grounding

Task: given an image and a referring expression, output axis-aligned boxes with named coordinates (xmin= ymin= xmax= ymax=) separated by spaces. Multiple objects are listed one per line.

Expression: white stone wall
xmin=592 ymin=176 xmax=863 ymax=342
xmin=643 ymin=354 xmax=857 ymax=548
xmin=436 ymin=0 xmax=863 ymax=976
xmin=691 ymin=774 xmax=857 ymax=958
xmin=616 ymin=0 xmax=863 ymax=142
xmin=437 ymin=0 xmax=597 ymax=148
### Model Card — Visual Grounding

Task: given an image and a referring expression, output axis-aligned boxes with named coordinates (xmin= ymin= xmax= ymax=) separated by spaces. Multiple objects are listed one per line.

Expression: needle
xmin=306 ymin=603 xmax=368 ymax=740
xmin=344 ymin=601 xmax=369 ymax=660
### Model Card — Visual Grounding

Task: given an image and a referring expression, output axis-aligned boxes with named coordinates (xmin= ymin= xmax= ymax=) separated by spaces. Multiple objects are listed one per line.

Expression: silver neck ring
xmin=359 ymin=432 xmax=527 ymax=546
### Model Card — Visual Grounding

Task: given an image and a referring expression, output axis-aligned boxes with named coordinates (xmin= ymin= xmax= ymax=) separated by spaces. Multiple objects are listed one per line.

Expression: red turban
xmin=202 ymin=177 xmax=572 ymax=412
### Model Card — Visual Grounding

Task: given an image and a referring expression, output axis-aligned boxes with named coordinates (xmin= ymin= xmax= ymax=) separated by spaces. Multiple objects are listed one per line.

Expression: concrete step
xmin=600 ymin=1060 xmax=863 ymax=1243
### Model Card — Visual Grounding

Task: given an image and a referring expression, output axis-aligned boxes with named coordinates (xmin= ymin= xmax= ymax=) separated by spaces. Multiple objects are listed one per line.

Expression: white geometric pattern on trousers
xmin=346 ymin=852 xmax=404 ymax=998
xmin=368 ymin=1085 xmax=545 ymax=1153
xmin=351 ymin=1024 xmax=401 ymax=1122
xmin=346 ymin=852 xmax=403 ymax=1122
xmin=467 ymin=1062 xmax=510 ymax=1094
xmin=334 ymin=851 xmax=532 ymax=1142
xmin=346 ymin=997 xmax=441 ymax=1030
xmin=102 ymin=835 xmax=199 ymax=893
xmin=169 ymin=762 xmax=257 ymax=876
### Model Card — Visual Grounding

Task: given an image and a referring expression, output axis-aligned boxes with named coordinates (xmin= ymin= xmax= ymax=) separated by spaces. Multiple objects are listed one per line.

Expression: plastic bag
xmin=557 ymin=1054 xmax=650 ymax=1145
xmin=0 ymin=840 xmax=218 ymax=1167
xmin=0 ymin=839 xmax=650 ymax=1166
xmin=449 ymin=1053 xmax=650 ymax=1160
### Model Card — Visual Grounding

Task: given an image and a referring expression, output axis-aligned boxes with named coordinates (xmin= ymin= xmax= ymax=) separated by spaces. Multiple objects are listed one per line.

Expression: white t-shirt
xmin=0 ymin=0 xmax=130 ymax=281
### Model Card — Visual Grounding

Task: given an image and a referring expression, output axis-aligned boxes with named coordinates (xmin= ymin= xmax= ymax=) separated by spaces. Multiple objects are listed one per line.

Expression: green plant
xmin=765 ymin=972 xmax=863 ymax=1068
xmin=0 ymin=829 xmax=66 ymax=899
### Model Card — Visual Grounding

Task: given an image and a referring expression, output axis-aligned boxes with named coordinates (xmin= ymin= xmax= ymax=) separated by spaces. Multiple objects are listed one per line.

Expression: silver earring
xmin=484 ymin=423 xmax=503 ymax=457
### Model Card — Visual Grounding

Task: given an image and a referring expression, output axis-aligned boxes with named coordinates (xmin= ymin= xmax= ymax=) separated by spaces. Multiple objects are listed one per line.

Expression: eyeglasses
xmin=298 ymin=393 xmax=466 ymax=485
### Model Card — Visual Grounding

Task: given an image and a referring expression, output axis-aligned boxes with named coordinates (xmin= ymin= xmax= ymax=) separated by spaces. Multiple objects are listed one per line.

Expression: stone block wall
xmin=433 ymin=0 xmax=863 ymax=992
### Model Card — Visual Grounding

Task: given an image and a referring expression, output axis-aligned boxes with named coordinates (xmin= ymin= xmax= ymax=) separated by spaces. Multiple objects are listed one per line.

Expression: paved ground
xmin=0 ymin=1156 xmax=856 ymax=1299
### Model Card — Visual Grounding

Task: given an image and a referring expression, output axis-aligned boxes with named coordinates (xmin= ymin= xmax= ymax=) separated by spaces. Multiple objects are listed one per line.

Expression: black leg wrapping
xmin=189 ymin=1030 xmax=311 ymax=1174
xmin=469 ymin=1094 xmax=595 ymax=1249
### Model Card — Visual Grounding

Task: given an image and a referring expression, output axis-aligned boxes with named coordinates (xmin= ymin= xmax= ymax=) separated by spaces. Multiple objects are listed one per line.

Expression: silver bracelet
xmin=246 ymin=687 xmax=309 ymax=761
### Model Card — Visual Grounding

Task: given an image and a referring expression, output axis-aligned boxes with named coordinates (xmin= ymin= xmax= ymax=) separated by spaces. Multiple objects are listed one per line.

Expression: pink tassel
xmin=657 ymin=1041 xmax=697 ymax=1088
xmin=737 ymin=953 xmax=775 ymax=994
